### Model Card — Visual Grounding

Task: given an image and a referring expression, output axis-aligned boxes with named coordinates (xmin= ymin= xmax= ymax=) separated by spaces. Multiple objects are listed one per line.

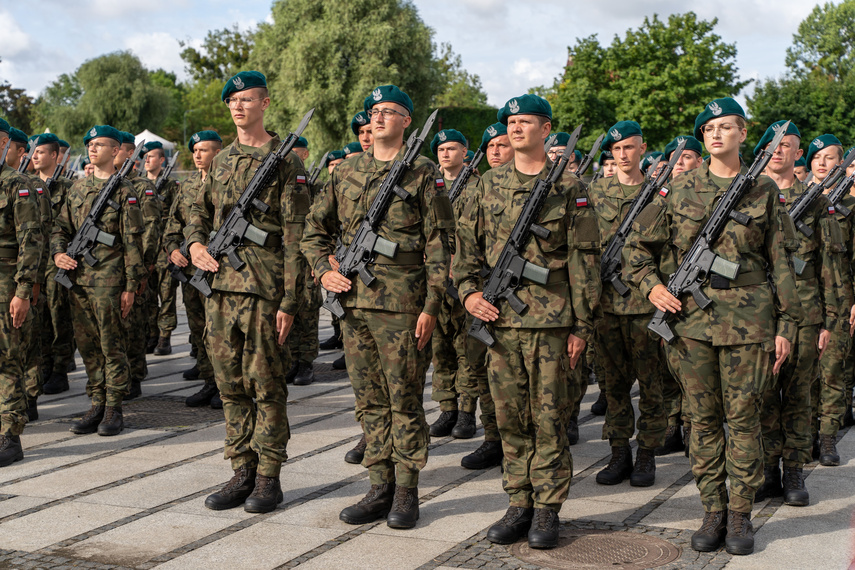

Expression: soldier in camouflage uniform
xmin=588 ymin=121 xmax=667 ymax=487
xmin=52 ymin=125 xmax=147 ymax=437
xmin=844 ymin=150 xmax=855 ymax=428
xmin=302 ymin=85 xmax=452 ymax=530
xmin=0 ymin=118 xmax=44 ymax=466
xmin=454 ymin=95 xmax=600 ymax=550
xmin=169 ymin=130 xmax=222 ymax=408
xmin=187 ymin=71 xmax=308 ymax=514
xmin=625 ymin=98 xmax=803 ymax=556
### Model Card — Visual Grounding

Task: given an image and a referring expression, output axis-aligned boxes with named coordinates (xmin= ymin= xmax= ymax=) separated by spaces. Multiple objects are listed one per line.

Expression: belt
xmin=242 ymin=233 xmax=282 ymax=248
xmin=524 ymin=269 xmax=568 ymax=286
xmin=0 ymin=247 xmax=17 ymax=258
xmin=710 ymin=269 xmax=767 ymax=290
xmin=795 ymin=263 xmax=816 ymax=281
xmin=374 ymin=251 xmax=424 ymax=266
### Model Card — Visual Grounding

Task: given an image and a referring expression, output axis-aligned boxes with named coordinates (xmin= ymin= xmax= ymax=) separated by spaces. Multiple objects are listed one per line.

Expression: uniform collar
xmin=228 ymin=131 xmax=280 ymax=162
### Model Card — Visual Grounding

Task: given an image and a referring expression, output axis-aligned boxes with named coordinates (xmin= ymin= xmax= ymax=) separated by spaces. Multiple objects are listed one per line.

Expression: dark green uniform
xmin=22 ymin=175 xmax=51 ymax=402
xmin=43 ymin=176 xmax=75 ymax=376
xmin=151 ymin=177 xmax=180 ymax=338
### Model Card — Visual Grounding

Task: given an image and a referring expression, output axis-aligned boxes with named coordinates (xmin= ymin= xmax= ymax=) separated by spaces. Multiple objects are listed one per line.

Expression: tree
xmin=0 ymin=84 xmax=34 ymax=134
xmin=149 ymin=69 xmax=187 ymax=143
xmin=545 ymin=13 xmax=749 ymax=152
xmin=250 ymin=0 xmax=443 ymax=157
xmin=180 ymin=25 xmax=254 ymax=83
xmin=433 ymin=43 xmax=489 ymax=108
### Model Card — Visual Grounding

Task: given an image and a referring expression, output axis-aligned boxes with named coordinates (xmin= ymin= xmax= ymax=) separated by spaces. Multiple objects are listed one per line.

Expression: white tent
xmin=135 ymin=129 xmax=176 ymax=151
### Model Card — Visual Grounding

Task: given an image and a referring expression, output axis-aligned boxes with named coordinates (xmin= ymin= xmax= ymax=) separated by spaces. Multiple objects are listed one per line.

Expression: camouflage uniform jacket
xmin=186 ymin=135 xmax=309 ymax=315
xmin=50 ymin=174 xmax=146 ymax=292
xmin=589 ymin=174 xmax=655 ymax=315
xmin=452 ymin=159 xmax=601 ymax=340
xmin=781 ymin=179 xmax=842 ymax=331
xmin=826 ymin=193 xmax=855 ymax=311
xmin=0 ymin=167 xmax=43 ymax=301
xmin=128 ymin=176 xmax=162 ymax=269
xmin=25 ymin=174 xmax=51 ymax=283
xmin=44 ymin=176 xmax=72 ymax=274
xmin=301 ymin=145 xmax=453 ymax=317
xmin=625 ymin=161 xmax=803 ymax=346
xmin=164 ymin=170 xmax=203 ymax=278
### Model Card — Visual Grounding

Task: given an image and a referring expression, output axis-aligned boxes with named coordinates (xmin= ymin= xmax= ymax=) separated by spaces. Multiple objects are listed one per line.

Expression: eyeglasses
xmin=700 ymin=124 xmax=740 ymax=136
xmin=86 ymin=142 xmax=112 ymax=150
xmin=224 ymin=96 xmax=264 ymax=108
xmin=367 ymin=108 xmax=408 ymax=120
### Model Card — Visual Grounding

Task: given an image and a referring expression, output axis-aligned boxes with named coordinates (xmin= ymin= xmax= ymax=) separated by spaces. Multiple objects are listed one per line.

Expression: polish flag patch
xmin=779 ymin=193 xmax=786 ymax=203
xmin=128 ymin=196 xmax=138 ymax=205
xmin=18 ymin=188 xmax=29 ymax=197
xmin=829 ymin=205 xmax=836 ymax=215
xmin=36 ymin=187 xmax=44 ymax=195
xmin=575 ymin=197 xmax=588 ymax=207
xmin=659 ymin=187 xmax=669 ymax=197
xmin=145 ymin=188 xmax=154 ymax=196
xmin=296 ymin=175 xmax=307 ymax=184
xmin=436 ymin=178 xmax=445 ymax=188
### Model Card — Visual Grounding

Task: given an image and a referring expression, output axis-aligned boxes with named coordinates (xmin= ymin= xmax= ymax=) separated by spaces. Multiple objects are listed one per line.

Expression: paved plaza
xmin=0 ymin=304 xmax=853 ymax=569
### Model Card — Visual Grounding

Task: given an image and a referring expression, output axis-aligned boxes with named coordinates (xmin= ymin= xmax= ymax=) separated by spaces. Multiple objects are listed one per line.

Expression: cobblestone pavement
xmin=0 ymin=301 xmax=853 ymax=569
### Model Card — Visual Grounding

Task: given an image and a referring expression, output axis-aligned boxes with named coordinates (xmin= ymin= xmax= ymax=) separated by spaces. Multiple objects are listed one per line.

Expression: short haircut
xmin=43 ymin=142 xmax=60 ymax=155
xmin=149 ymin=148 xmax=165 ymax=159
xmin=122 ymin=142 xmax=136 ymax=152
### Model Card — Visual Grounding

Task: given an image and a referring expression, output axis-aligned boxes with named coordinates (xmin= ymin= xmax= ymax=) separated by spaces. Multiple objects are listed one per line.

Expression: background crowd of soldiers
xmin=1 ymin=67 xmax=854 ymax=559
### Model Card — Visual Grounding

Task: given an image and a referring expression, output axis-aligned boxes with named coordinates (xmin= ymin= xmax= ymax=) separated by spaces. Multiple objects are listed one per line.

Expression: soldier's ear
xmin=402 ymin=115 xmax=412 ymax=129
xmin=795 ymin=148 xmax=804 ymax=160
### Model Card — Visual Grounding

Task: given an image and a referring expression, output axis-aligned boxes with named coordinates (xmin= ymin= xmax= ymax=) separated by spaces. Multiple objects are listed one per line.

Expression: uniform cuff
xmin=639 ymin=271 xmax=663 ymax=300
xmin=125 ymin=279 xmax=140 ymax=293
xmin=571 ymin=322 xmax=593 ymax=343
xmin=14 ymin=284 xmax=32 ymax=300
xmin=776 ymin=319 xmax=797 ymax=345
xmin=422 ymin=300 xmax=440 ymax=318
xmin=279 ymin=299 xmax=298 ymax=315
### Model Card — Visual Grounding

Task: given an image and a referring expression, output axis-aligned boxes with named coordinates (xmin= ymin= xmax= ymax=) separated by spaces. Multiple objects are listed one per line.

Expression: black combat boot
xmin=429 ymin=410 xmax=458 ymax=437
xmin=210 ymin=391 xmax=223 ymax=409
xmin=189 ymin=344 xmax=198 ymax=358
xmin=461 ymin=440 xmax=503 ymax=469
xmin=630 ymin=447 xmax=656 ymax=487
xmin=126 ymin=380 xmax=142 ymax=401
xmin=654 ymin=425 xmax=685 ymax=456
xmin=344 ymin=433 xmax=367 ymax=464
xmin=285 ymin=362 xmax=299 ymax=384
xmin=755 ymin=462 xmax=782 ymax=501
xmin=818 ymin=434 xmax=840 ymax=466
xmin=293 ymin=361 xmax=315 ymax=386
xmin=339 ymin=483 xmax=395 ymax=524
xmin=386 ymin=485 xmax=419 ymax=529
xmin=153 ymin=335 xmax=172 ymax=356
xmin=691 ymin=510 xmax=727 ymax=552
xmin=566 ymin=416 xmax=579 ymax=446
xmin=70 ymin=405 xmax=105 ymax=434
xmin=319 ymin=321 xmax=343 ymax=350
xmin=528 ymin=508 xmax=560 ymax=549
xmin=684 ymin=423 xmax=692 ymax=458
xmin=43 ymin=372 xmax=69 ymax=395
xmin=332 ymin=355 xmax=346 ymax=370
xmin=205 ymin=466 xmax=257 ymax=510
xmin=591 ymin=391 xmax=607 ymax=416
xmin=725 ymin=510 xmax=754 ymax=555
xmin=183 ymin=365 xmax=200 ymax=380
xmin=186 ymin=381 xmax=218 ymax=407
xmin=26 ymin=399 xmax=38 ymax=422
xmin=67 ymin=360 xmax=77 ymax=372
xmin=97 ymin=406 xmax=124 ymax=436
xmin=451 ymin=411 xmax=476 ymax=439
xmin=782 ymin=465 xmax=809 ymax=506
xmin=146 ymin=336 xmax=158 ymax=354
xmin=487 ymin=506 xmax=534 ymax=544
xmin=596 ymin=445 xmax=633 ymax=485
xmin=244 ymin=474 xmax=283 ymax=513
xmin=0 ymin=435 xmax=23 ymax=467
xmin=843 ymin=404 xmax=855 ymax=428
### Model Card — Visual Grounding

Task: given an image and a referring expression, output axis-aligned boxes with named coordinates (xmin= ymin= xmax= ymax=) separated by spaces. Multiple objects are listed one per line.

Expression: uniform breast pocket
xmin=672 ymin=199 xmax=706 ymax=252
xmin=99 ymin=206 xmax=121 ymax=236
xmin=733 ymin=202 xmax=766 ymax=253
xmin=386 ymin=194 xmax=422 ymax=230
xmin=338 ymin=184 xmax=365 ymax=223
xmin=535 ymin=202 xmax=567 ymax=253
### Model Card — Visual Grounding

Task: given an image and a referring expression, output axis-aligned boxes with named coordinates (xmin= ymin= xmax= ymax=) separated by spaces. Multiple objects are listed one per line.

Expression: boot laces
xmin=222 ymin=467 xmax=251 ymax=493
xmin=819 ymin=435 xmax=837 ymax=454
xmin=783 ymin=467 xmax=804 ymax=490
xmin=606 ymin=447 xmax=630 ymax=470
xmin=392 ymin=486 xmax=414 ymax=510
xmin=357 ymin=484 xmax=387 ymax=505
xmin=699 ymin=511 xmax=723 ymax=533
xmin=353 ymin=434 xmax=367 ymax=453
xmin=532 ymin=508 xmax=557 ymax=531
xmin=728 ymin=511 xmax=748 ymax=534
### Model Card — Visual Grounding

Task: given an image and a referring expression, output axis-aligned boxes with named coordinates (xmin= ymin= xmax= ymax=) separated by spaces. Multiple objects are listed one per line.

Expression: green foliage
xmin=546 ymin=13 xmax=748 ymax=152
xmin=786 ymin=1 xmax=855 ymax=80
xmin=0 ymin=84 xmax=34 ymax=134
xmin=425 ymin=106 xmax=497 ymax=171
xmin=183 ymin=79 xmax=237 ymax=147
xmin=179 ymin=25 xmax=254 ymax=83
xmin=433 ymin=43 xmax=489 ymax=108
xmin=149 ymin=69 xmax=187 ymax=142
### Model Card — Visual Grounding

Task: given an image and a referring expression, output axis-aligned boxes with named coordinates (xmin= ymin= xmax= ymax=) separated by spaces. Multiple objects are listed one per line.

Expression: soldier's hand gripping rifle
xmin=827 ymin=163 xmax=855 ymax=218
xmin=55 ymin=141 xmax=146 ymax=290
xmin=17 ymin=137 xmax=37 ymax=173
xmin=188 ymin=109 xmax=315 ymax=298
xmin=308 ymin=151 xmax=329 ymax=186
xmin=153 ymin=152 xmax=179 ymax=202
xmin=468 ymin=126 xmax=581 ymax=348
xmin=322 ymin=109 xmax=439 ymax=319
xmin=600 ymin=138 xmax=686 ymax=297
xmin=647 ymin=122 xmax=791 ymax=343
xmin=447 ymin=148 xmax=484 ymax=204
xmin=575 ymin=133 xmax=605 ymax=178
xmin=168 ymin=241 xmax=191 ymax=284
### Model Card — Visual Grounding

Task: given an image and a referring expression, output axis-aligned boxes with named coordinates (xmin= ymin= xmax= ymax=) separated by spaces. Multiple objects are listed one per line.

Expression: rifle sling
xmin=373 ymin=252 xmax=424 ymax=266
xmin=709 ymin=269 xmax=767 ymax=290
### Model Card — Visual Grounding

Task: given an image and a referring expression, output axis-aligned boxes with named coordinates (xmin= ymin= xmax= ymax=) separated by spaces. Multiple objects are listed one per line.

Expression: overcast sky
xmin=0 ymin=0 xmax=832 ymax=110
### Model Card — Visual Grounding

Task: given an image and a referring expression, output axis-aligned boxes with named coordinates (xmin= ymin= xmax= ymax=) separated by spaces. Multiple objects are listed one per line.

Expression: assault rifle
xmin=153 ymin=152 xmax=179 ymax=202
xmin=168 ymin=241 xmax=190 ymax=284
xmin=17 ymin=137 xmax=37 ymax=173
xmin=54 ymin=149 xmax=71 ymax=179
xmin=789 ymin=151 xmax=855 ymax=238
xmin=308 ymin=151 xmax=329 ymax=186
xmin=600 ymin=138 xmax=686 ymax=297
xmin=447 ymin=148 xmax=484 ymax=204
xmin=55 ymin=140 xmax=146 ymax=290
xmin=468 ymin=126 xmax=581 ymax=347
xmin=189 ymin=109 xmax=315 ymax=297
xmin=827 ymin=167 xmax=855 ymax=218
xmin=64 ymin=155 xmax=81 ymax=179
xmin=647 ymin=122 xmax=791 ymax=343
xmin=575 ymin=133 xmax=605 ymax=178
xmin=322 ymin=109 xmax=438 ymax=319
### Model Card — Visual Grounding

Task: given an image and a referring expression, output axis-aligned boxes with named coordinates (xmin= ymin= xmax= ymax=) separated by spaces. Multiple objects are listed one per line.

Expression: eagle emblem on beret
xmin=677 ymin=137 xmax=686 ymax=144
xmin=372 ymin=88 xmax=382 ymax=101
xmin=356 ymin=114 xmax=366 ymax=124
xmin=547 ymin=134 xmax=556 ymax=146
xmin=89 ymin=127 xmax=97 ymax=137
xmin=709 ymin=102 xmax=723 ymax=116
xmin=508 ymin=99 xmax=520 ymax=114
xmin=772 ymin=122 xmax=786 ymax=134
xmin=233 ymin=76 xmax=245 ymax=90
xmin=813 ymin=138 xmax=824 ymax=149
xmin=610 ymin=128 xmax=622 ymax=141
xmin=192 ymin=133 xmax=200 ymax=142
xmin=438 ymin=131 xmax=447 ymax=142
xmin=487 ymin=126 xmax=497 ymax=137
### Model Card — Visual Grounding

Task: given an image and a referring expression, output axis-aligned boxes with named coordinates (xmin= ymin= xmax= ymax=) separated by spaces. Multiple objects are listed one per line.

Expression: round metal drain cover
xmin=510 ymin=529 xmax=681 ymax=570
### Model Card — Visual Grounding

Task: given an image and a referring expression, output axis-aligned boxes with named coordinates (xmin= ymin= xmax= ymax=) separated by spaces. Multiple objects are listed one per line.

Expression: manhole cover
xmin=121 ymin=396 xmax=224 ymax=430
xmin=510 ymin=529 xmax=681 ymax=570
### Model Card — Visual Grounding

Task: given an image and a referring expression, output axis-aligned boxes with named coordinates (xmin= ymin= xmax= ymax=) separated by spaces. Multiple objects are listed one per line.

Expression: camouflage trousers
xmin=182 ymin=281 xmax=213 ymax=379
xmin=594 ymin=313 xmax=666 ymax=450
xmin=205 ymin=292 xmax=290 ymax=477
xmin=68 ymin=286 xmax=131 ymax=407
xmin=661 ymin=369 xmax=685 ymax=427
xmin=431 ymin=291 xmax=481 ymax=414
xmin=488 ymin=326 xmax=573 ymax=511
xmin=814 ymin=322 xmax=852 ymax=437
xmin=0 ymin=303 xmax=32 ymax=435
xmin=122 ymin=288 xmax=150 ymax=382
xmin=666 ymin=337 xmax=772 ymax=514
xmin=761 ymin=325 xmax=818 ymax=468
xmin=343 ymin=308 xmax=430 ymax=488
xmin=23 ymin=293 xmax=45 ymax=400
xmin=567 ymin=352 xmax=589 ymax=421
xmin=289 ymin=274 xmax=321 ymax=365
xmin=473 ymin=340 xmax=498 ymax=441
xmin=847 ymin=348 xmax=855 ymax=416
xmin=44 ymin=266 xmax=74 ymax=375
xmin=156 ymin=266 xmax=179 ymax=336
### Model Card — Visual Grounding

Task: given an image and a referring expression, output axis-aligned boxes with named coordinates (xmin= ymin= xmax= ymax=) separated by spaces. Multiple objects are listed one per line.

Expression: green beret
xmin=80 ymin=157 xmax=90 ymax=166
xmin=343 ymin=142 xmax=362 ymax=155
xmin=598 ymin=150 xmax=614 ymax=165
xmin=117 ymin=131 xmax=135 ymax=145
xmin=222 ymin=71 xmax=267 ymax=102
xmin=845 ymin=148 xmax=855 ymax=163
xmin=188 ymin=130 xmax=223 ymax=151
xmin=806 ymin=134 xmax=843 ymax=166
xmin=0 ymin=117 xmax=9 ymax=135
xmin=641 ymin=152 xmax=664 ymax=173
xmin=664 ymin=135 xmax=703 ymax=160
xmin=463 ymin=150 xmax=475 ymax=163
xmin=294 ymin=136 xmax=308 ymax=149
xmin=497 ymin=94 xmax=552 ymax=125
xmin=83 ymin=125 xmax=121 ymax=146
xmin=144 ymin=141 xmax=163 ymax=153
xmin=573 ymin=150 xmax=582 ymax=163
xmin=545 ymin=132 xmax=570 ymax=151
xmin=795 ymin=156 xmax=807 ymax=168
xmin=693 ymin=97 xmax=745 ymax=140
xmin=363 ymin=85 xmax=414 ymax=115
xmin=430 ymin=129 xmax=468 ymax=156
xmin=602 ymin=120 xmax=643 ymax=151
xmin=58 ymin=139 xmax=69 ymax=149
xmin=350 ymin=111 xmax=370 ymax=135
xmin=753 ymin=120 xmax=800 ymax=157
xmin=9 ymin=128 xmax=28 ymax=145
xmin=32 ymin=133 xmax=59 ymax=147
xmin=480 ymin=123 xmax=507 ymax=151
xmin=326 ymin=149 xmax=346 ymax=165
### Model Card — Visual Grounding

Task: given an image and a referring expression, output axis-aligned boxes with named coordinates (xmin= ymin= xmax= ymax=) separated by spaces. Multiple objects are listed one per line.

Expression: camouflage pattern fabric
xmin=288 ymin=263 xmax=321 ymax=365
xmin=661 ymin=368 xmax=685 ymax=427
xmin=0 ymin=308 xmax=32 ymax=435
xmin=148 ymin=177 xmax=179 ymax=337
xmin=23 ymin=174 xmax=51 ymax=399
xmin=566 ymin=352 xmax=588 ymax=422
xmin=431 ymin=290 xmax=479 ymax=413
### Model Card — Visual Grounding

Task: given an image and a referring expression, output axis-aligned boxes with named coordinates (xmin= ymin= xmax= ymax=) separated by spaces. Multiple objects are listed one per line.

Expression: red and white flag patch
xmin=18 ymin=188 xmax=29 ymax=197
xmin=575 ymin=197 xmax=588 ymax=207
xmin=829 ymin=205 xmax=836 ymax=215
xmin=145 ymin=188 xmax=154 ymax=196
xmin=128 ymin=196 xmax=138 ymax=205
xmin=36 ymin=187 xmax=44 ymax=195
xmin=779 ymin=193 xmax=786 ymax=203
xmin=659 ymin=187 xmax=669 ymax=197
xmin=436 ymin=178 xmax=445 ymax=188
xmin=296 ymin=175 xmax=307 ymax=184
